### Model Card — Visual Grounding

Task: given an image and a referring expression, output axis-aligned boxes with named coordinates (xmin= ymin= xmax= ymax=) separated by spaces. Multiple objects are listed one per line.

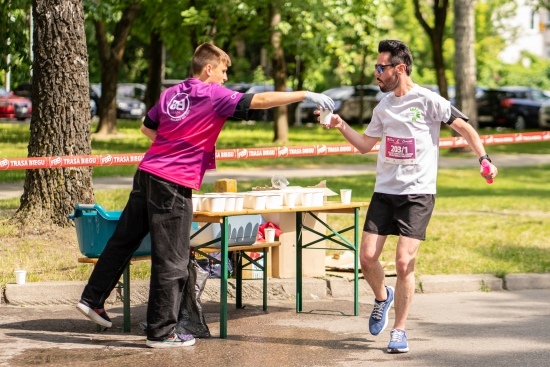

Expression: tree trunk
xmin=454 ymin=0 xmax=478 ymax=128
xmin=452 ymin=0 xmax=478 ymax=151
xmin=269 ymin=2 xmax=289 ymax=143
xmin=14 ymin=0 xmax=94 ymax=227
xmin=94 ymin=3 xmax=140 ymax=135
xmin=413 ymin=0 xmax=450 ymax=100
xmin=145 ymin=31 xmax=163 ymax=111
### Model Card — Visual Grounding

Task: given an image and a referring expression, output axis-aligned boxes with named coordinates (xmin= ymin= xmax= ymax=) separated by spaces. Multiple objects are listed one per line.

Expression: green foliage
xmin=0 ymin=0 xmax=33 ymax=87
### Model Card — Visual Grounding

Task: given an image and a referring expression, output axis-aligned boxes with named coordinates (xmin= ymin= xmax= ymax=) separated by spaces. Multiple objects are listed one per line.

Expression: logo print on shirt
xmin=167 ymin=92 xmax=190 ymax=120
xmin=408 ymin=107 xmax=421 ymax=122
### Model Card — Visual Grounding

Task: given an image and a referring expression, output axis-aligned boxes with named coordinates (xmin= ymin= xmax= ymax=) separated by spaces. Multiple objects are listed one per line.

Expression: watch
xmin=479 ymin=154 xmax=491 ymax=164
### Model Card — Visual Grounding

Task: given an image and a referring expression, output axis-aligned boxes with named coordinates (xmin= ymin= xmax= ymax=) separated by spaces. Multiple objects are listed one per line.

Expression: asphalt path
xmin=0 ymin=290 xmax=549 ymax=367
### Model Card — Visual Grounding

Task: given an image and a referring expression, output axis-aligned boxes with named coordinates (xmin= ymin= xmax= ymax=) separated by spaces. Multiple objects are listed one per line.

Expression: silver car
xmin=296 ymin=85 xmax=386 ymax=125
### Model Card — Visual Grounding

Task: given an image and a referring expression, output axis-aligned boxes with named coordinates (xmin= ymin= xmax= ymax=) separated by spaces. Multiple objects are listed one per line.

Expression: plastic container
xmin=283 ymin=191 xmax=299 ymax=207
xmin=234 ymin=194 xmax=245 ymax=211
xmin=191 ymin=214 xmax=262 ymax=248
xmin=224 ymin=195 xmax=237 ymax=211
xmin=244 ymin=192 xmax=267 ymax=210
xmin=201 ymin=194 xmax=226 ymax=212
xmin=295 ymin=188 xmax=324 ymax=207
xmin=69 ymin=204 xmax=152 ymax=258
xmin=264 ymin=192 xmax=283 ymax=209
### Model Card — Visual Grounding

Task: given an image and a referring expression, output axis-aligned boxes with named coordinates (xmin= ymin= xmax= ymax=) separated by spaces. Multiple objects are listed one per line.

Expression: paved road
xmin=1 ymin=153 xmax=549 ymax=199
xmin=1 ymin=290 xmax=549 ymax=367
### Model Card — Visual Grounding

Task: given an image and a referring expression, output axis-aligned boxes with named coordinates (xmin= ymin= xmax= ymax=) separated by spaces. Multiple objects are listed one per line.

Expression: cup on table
xmin=340 ymin=189 xmax=352 ymax=204
xmin=14 ymin=270 xmax=27 ymax=285
xmin=264 ymin=228 xmax=276 ymax=243
xmin=319 ymin=108 xmax=333 ymax=126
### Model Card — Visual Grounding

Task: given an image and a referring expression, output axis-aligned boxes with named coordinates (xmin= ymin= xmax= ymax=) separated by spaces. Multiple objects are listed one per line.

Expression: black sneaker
xmin=76 ymin=300 xmax=112 ymax=328
xmin=146 ymin=332 xmax=196 ymax=348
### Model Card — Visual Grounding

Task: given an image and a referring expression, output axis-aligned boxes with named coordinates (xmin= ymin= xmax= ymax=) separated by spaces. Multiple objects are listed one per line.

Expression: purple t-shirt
xmin=138 ymin=78 xmax=242 ymax=189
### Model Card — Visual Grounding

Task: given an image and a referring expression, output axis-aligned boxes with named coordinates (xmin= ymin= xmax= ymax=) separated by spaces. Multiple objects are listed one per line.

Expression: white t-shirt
xmin=365 ymin=84 xmax=451 ymax=195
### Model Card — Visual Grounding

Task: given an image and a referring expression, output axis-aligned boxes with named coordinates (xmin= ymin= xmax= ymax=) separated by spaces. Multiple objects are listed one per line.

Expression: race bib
xmin=384 ymin=136 xmax=416 ymax=165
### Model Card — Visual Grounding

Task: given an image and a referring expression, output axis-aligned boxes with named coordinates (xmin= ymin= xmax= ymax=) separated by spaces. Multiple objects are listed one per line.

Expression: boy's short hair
xmin=191 ymin=42 xmax=232 ymax=75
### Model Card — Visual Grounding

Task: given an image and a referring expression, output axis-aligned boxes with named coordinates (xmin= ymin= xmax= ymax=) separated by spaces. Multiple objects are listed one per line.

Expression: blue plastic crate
xmin=69 ymin=204 xmax=152 ymax=258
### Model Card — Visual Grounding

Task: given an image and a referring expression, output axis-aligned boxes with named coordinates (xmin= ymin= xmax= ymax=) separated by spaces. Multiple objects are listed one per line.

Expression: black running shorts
xmin=363 ymin=192 xmax=435 ymax=241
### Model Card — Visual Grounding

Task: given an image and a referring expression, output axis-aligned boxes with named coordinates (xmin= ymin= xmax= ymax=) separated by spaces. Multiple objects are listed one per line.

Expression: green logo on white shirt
xmin=410 ymin=107 xmax=421 ymax=122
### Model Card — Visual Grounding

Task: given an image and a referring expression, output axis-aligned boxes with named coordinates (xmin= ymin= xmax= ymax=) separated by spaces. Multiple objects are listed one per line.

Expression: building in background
xmin=499 ymin=0 xmax=550 ymax=65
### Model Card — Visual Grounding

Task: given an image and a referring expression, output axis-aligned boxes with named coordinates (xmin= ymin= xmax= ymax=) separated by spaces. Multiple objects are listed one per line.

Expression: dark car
xmin=0 ymin=87 xmax=32 ymax=120
xmin=296 ymin=85 xmax=385 ymax=125
xmin=14 ymin=81 xmax=96 ymax=118
xmin=476 ymin=86 xmax=549 ymax=130
xmin=90 ymin=84 xmax=146 ymax=120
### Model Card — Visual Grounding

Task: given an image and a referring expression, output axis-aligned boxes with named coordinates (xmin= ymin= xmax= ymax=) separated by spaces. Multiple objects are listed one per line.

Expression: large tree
xmin=454 ymin=0 xmax=478 ymax=128
xmin=14 ymin=0 xmax=94 ymax=227
xmin=412 ymin=0 xmax=450 ymax=100
xmin=86 ymin=1 xmax=140 ymax=135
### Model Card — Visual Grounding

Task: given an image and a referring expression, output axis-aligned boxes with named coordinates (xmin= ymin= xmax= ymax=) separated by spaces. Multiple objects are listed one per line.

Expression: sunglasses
xmin=374 ymin=64 xmax=396 ymax=73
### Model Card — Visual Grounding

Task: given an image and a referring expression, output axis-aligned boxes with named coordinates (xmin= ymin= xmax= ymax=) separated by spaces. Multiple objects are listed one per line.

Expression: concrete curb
xmin=3 ymin=274 xmax=549 ymax=307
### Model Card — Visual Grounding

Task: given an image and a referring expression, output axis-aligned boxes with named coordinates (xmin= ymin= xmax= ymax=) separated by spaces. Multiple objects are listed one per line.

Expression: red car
xmin=0 ymin=87 xmax=32 ymax=121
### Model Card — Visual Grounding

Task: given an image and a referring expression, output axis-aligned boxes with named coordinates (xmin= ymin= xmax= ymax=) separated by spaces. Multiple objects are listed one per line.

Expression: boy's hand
xmin=305 ymin=91 xmax=335 ymax=110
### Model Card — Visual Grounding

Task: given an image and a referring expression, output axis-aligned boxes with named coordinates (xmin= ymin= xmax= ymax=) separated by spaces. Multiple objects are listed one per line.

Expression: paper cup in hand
xmin=319 ymin=108 xmax=333 ymax=126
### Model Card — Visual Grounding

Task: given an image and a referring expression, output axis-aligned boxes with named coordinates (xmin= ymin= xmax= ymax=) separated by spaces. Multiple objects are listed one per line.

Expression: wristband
xmin=479 ymin=154 xmax=491 ymax=164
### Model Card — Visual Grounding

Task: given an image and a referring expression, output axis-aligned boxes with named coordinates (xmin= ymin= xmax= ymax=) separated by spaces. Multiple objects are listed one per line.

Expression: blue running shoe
xmin=387 ymin=328 xmax=409 ymax=353
xmin=368 ymin=285 xmax=394 ymax=335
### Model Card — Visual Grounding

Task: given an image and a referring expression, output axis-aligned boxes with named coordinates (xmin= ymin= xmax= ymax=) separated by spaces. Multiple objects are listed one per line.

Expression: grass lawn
xmin=0 ymin=120 xmax=549 ymax=286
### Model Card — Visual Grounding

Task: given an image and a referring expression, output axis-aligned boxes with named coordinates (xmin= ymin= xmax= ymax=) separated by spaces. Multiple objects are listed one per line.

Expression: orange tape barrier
xmin=1 ymin=131 xmax=548 ymax=171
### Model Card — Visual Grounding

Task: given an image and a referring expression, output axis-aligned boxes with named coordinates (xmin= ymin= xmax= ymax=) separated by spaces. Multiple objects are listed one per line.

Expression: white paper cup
xmin=264 ymin=228 xmax=276 ymax=242
xmin=319 ymin=108 xmax=333 ymax=126
xmin=15 ymin=270 xmax=27 ymax=285
xmin=340 ymin=189 xmax=352 ymax=204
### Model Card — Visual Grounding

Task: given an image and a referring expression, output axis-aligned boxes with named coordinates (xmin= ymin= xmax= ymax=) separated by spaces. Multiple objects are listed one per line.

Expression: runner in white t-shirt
xmin=76 ymin=42 xmax=335 ymax=348
xmin=324 ymin=40 xmax=497 ymax=354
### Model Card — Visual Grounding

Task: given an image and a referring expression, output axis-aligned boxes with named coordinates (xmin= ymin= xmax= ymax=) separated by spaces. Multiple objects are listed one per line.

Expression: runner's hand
xmin=305 ymin=91 xmax=335 ymax=110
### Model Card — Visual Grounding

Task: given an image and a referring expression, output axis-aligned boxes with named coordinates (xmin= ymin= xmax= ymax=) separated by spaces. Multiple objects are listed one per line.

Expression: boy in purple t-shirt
xmin=76 ymin=42 xmax=334 ymax=348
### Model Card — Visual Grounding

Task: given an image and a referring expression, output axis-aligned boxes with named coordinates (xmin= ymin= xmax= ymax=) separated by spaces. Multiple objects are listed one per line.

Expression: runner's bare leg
xmin=393 ymin=235 xmax=420 ymax=330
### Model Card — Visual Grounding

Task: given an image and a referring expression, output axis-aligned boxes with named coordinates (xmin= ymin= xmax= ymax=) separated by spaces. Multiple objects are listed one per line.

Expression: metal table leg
xmin=219 ymin=217 xmax=229 ymax=339
xmin=122 ymin=264 xmax=131 ymax=332
xmin=296 ymin=212 xmax=303 ymax=313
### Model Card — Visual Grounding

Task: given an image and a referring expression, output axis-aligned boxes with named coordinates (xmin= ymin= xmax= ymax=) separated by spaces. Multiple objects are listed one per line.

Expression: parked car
xmin=116 ymin=83 xmax=146 ymax=101
xmin=0 ymin=87 xmax=32 ymax=120
xmin=90 ymin=83 xmax=146 ymax=120
xmin=538 ymin=99 xmax=550 ymax=129
xmin=447 ymin=85 xmax=486 ymax=106
xmin=13 ymin=81 xmax=96 ymax=118
xmin=476 ymin=86 xmax=550 ymax=130
xmin=242 ymin=84 xmax=293 ymax=122
xmin=296 ymin=85 xmax=385 ymax=125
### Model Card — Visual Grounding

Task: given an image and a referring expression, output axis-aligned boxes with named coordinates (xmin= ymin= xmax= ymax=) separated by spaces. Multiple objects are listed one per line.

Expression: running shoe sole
xmin=146 ymin=337 xmax=196 ymax=348
xmin=76 ymin=302 xmax=112 ymax=328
